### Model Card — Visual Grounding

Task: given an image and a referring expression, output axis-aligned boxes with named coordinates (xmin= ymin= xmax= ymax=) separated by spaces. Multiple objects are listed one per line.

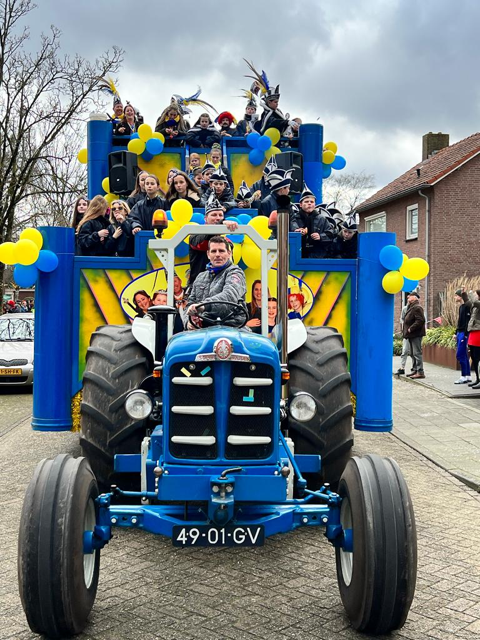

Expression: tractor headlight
xmin=289 ymin=392 xmax=317 ymax=422
xmin=125 ymin=390 xmax=153 ymax=420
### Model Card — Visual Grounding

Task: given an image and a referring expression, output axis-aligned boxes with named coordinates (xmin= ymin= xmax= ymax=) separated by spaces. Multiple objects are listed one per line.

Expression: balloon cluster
xmin=0 ymin=229 xmax=59 ymax=288
xmin=322 ymin=141 xmax=347 ymax=179
xmin=156 ymin=200 xmax=270 ymax=268
xmin=246 ymin=128 xmax=281 ymax=166
xmin=379 ymin=245 xmax=429 ymax=294
xmin=127 ymin=124 xmax=165 ymax=162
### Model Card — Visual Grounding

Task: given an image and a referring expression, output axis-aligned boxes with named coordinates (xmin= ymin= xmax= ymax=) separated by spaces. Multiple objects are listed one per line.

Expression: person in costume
xmin=291 ymin=183 xmax=336 ymax=258
xmin=259 ymin=167 xmax=294 ymax=238
xmin=130 ymin=174 xmax=168 ymax=234
xmin=244 ymin=59 xmax=298 ymax=136
xmin=105 ymin=200 xmax=134 ymax=257
xmin=215 ymin=111 xmax=237 ymax=137
xmin=71 ymin=196 xmax=89 ymax=232
xmin=186 ymin=113 xmax=221 ymax=149
xmin=188 ymin=196 xmax=238 ymax=288
xmin=75 ymin=195 xmax=110 ymax=257
xmin=331 ymin=215 xmax=358 ymax=259
xmin=166 ymin=171 xmax=201 ymax=207
xmin=200 ymin=166 xmax=236 ymax=212
xmin=115 ymin=103 xmax=140 ymax=136
xmin=236 ymin=181 xmax=261 ymax=210
xmin=126 ymin=171 xmax=149 ymax=209
xmin=209 ymin=143 xmax=234 ymax=192
xmin=235 ymin=90 xmax=259 ymax=136
xmin=154 ymin=101 xmax=189 ymax=142
xmin=250 ymin=154 xmax=276 ymax=200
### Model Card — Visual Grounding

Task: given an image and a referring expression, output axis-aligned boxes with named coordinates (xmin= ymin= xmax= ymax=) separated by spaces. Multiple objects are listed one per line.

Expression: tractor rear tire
xmin=335 ymin=454 xmax=417 ymax=634
xmin=18 ymin=454 xmax=100 ymax=638
xmin=80 ymin=324 xmax=150 ymax=489
xmin=288 ymin=326 xmax=353 ymax=485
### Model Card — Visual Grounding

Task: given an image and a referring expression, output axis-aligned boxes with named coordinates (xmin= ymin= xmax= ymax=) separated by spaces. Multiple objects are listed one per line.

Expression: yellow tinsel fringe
xmin=350 ymin=391 xmax=356 ymax=417
xmin=71 ymin=390 xmax=82 ymax=432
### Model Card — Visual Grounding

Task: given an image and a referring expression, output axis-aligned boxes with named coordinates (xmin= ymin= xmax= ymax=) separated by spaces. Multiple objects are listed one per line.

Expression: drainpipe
xmin=418 ymin=189 xmax=429 ymax=322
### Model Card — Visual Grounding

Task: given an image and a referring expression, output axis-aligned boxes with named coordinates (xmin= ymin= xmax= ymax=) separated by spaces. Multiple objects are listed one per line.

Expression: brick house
xmin=357 ymin=132 xmax=480 ymax=330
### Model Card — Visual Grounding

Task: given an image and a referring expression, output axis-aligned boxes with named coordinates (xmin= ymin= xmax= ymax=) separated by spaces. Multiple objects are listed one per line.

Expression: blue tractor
xmin=18 ymin=208 xmax=417 ymax=638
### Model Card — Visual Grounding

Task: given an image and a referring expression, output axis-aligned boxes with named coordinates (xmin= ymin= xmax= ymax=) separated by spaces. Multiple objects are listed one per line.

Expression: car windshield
xmin=0 ymin=317 xmax=34 ymax=341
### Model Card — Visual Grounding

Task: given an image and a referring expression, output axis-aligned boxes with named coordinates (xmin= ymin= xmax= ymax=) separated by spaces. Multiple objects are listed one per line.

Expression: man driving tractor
xmin=185 ymin=235 xmax=247 ymax=330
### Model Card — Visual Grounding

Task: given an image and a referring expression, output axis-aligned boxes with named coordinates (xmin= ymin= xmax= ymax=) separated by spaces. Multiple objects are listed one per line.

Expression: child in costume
xmin=209 ymin=143 xmax=234 ymax=192
xmin=331 ymin=215 xmax=358 ymax=259
xmin=186 ymin=113 xmax=221 ymax=148
xmin=200 ymin=166 xmax=236 ymax=212
xmin=250 ymin=154 xmax=277 ymax=200
xmin=236 ymin=181 xmax=261 ymax=210
xmin=259 ymin=168 xmax=294 ymax=238
xmin=235 ymin=91 xmax=259 ymax=136
xmin=154 ymin=101 xmax=189 ymax=142
xmin=215 ymin=111 xmax=237 ymax=137
xmin=291 ymin=184 xmax=336 ymax=259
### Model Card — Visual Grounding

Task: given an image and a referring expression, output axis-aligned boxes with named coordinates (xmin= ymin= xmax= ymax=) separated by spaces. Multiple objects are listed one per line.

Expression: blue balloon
xmin=332 ymin=155 xmax=347 ymax=170
xmin=141 ymin=150 xmax=154 ymax=162
xmin=36 ymin=250 xmax=58 ymax=273
xmin=257 ymin=135 xmax=272 ymax=151
xmin=146 ymin=138 xmax=164 ymax=155
xmin=191 ymin=212 xmax=205 ymax=224
xmin=130 ymin=132 xmax=140 ymax=139
xmin=322 ymin=164 xmax=332 ymax=179
xmin=402 ymin=277 xmax=419 ymax=292
xmin=238 ymin=214 xmax=252 ymax=225
xmin=247 ymin=132 xmax=261 ymax=149
xmin=175 ymin=242 xmax=189 ymax=258
xmin=166 ymin=210 xmax=173 ymax=221
xmin=225 ymin=216 xmax=239 ymax=224
xmin=228 ymin=234 xmax=244 ymax=244
xmin=14 ymin=264 xmax=38 ymax=288
xmin=249 ymin=149 xmax=265 ymax=166
xmin=379 ymin=245 xmax=403 ymax=271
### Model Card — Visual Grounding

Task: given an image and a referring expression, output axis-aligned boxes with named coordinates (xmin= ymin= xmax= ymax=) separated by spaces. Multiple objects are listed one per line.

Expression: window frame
xmin=406 ymin=204 xmax=419 ymax=240
xmin=364 ymin=211 xmax=386 ymax=232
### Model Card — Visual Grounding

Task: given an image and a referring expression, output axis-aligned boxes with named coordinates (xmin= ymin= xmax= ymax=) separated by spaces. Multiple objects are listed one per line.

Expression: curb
xmin=393 ymin=372 xmax=480 ymax=399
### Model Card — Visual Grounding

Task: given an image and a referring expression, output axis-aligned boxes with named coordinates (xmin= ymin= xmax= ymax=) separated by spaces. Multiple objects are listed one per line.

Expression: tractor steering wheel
xmin=189 ymin=301 xmax=249 ymax=328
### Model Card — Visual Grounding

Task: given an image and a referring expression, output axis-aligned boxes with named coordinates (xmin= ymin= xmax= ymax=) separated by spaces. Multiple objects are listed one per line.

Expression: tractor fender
xmin=132 ymin=316 xmax=156 ymax=359
xmin=287 ymin=318 xmax=308 ymax=354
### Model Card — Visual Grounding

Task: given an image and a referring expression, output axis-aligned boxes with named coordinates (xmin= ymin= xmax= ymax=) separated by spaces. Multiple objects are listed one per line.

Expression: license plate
xmin=0 ymin=369 xmax=22 ymax=375
xmin=172 ymin=524 xmax=264 ymax=547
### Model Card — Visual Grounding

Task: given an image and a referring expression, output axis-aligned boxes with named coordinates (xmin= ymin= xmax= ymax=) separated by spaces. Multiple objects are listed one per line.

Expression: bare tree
xmin=0 ymin=0 xmax=123 ymax=302
xmin=323 ymin=171 xmax=376 ymax=213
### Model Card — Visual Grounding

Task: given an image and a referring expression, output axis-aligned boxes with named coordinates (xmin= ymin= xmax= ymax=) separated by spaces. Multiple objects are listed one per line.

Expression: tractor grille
xmin=0 ymin=359 xmax=28 ymax=366
xmin=226 ymin=362 xmax=275 ymax=460
xmin=169 ymin=362 xmax=216 ymax=459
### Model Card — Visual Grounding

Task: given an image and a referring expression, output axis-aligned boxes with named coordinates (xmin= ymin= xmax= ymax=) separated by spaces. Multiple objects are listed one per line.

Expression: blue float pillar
xmin=354 ymin=232 xmax=395 ymax=432
xmin=298 ymin=123 xmax=323 ymax=201
xmin=32 ymin=227 xmax=75 ymax=431
xmin=87 ymin=114 xmax=112 ymax=199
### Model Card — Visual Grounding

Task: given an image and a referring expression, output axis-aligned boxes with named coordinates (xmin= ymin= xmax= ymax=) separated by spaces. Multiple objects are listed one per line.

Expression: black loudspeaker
xmin=108 ymin=151 xmax=138 ymax=195
xmin=276 ymin=151 xmax=303 ymax=193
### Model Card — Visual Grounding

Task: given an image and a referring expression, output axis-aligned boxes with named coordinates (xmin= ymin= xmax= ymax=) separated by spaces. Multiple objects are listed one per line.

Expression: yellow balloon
xmin=323 ymin=150 xmax=335 ymax=165
xmin=232 ymin=243 xmax=242 ymax=264
xmin=171 ymin=199 xmax=193 ymax=225
xmin=0 ymin=242 xmax=16 ymax=265
xmin=162 ymin=221 xmax=181 ymax=240
xmin=152 ymin=132 xmax=165 ymax=143
xmin=13 ymin=239 xmax=40 ymax=266
xmin=242 ymin=243 xmax=262 ymax=269
xmin=77 ymin=148 xmax=88 ymax=164
xmin=138 ymin=124 xmax=153 ymax=142
xmin=264 ymin=128 xmax=281 ymax=145
xmin=20 ymin=228 xmax=43 ymax=250
xmin=101 ymin=177 xmax=110 ymax=193
xmin=266 ymin=146 xmax=281 ymax=159
xmin=104 ymin=193 xmax=116 ymax=204
xmin=382 ymin=271 xmax=404 ymax=294
xmin=401 ymin=257 xmax=429 ymax=281
xmin=402 ymin=253 xmax=409 ymax=268
xmin=324 ymin=141 xmax=338 ymax=154
xmin=249 ymin=215 xmax=271 ymax=240
xmin=127 ymin=138 xmax=146 ymax=155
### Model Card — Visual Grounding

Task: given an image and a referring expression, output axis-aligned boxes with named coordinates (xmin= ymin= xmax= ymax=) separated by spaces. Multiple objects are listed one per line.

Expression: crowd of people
xmin=2 ymin=299 xmax=33 ymax=314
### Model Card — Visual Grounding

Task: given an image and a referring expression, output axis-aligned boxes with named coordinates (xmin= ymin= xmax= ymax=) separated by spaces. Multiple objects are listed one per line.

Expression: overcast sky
xmin=27 ymin=0 xmax=480 ymax=191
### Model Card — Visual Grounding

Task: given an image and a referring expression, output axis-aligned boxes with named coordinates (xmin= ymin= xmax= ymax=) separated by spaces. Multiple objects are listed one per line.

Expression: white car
xmin=0 ymin=312 xmax=34 ymax=386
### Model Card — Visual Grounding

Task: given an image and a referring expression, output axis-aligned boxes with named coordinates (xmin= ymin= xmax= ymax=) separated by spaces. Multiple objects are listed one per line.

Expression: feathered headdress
xmin=97 ymin=76 xmax=122 ymax=107
xmin=243 ymin=59 xmax=280 ymax=103
xmin=239 ymin=89 xmax=257 ymax=110
xmin=171 ymin=87 xmax=217 ymax=116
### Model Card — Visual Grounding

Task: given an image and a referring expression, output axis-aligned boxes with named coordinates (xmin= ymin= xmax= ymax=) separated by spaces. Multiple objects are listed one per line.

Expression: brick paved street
xmin=1 ymin=387 xmax=480 ymax=640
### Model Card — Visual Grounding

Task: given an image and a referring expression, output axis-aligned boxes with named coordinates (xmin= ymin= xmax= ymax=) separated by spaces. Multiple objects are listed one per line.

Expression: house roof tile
xmin=357 ymin=133 xmax=480 ymax=212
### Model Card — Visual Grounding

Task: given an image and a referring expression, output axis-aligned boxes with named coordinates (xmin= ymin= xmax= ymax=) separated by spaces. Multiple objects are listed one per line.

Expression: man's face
xmin=341 ymin=229 xmax=355 ymax=240
xmin=205 ymin=210 xmax=224 ymax=224
xmin=213 ymin=180 xmax=226 ymax=195
xmin=207 ymin=242 xmax=231 ymax=268
xmin=220 ymin=118 xmax=231 ymax=128
xmin=199 ymin=117 xmax=209 ymax=129
xmin=114 ymin=103 xmax=124 ymax=117
xmin=407 ymin=294 xmax=418 ymax=304
xmin=301 ymin=197 xmax=316 ymax=213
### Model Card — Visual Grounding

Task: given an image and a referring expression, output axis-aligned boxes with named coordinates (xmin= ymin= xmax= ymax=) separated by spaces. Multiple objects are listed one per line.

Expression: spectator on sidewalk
xmin=454 ymin=288 xmax=472 ymax=384
xmin=403 ymin=291 xmax=426 ymax=379
xmin=466 ymin=290 xmax=480 ymax=388
xmin=396 ymin=301 xmax=412 ymax=375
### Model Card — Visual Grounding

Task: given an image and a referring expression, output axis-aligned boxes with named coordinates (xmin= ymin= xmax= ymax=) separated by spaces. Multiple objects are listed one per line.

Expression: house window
xmin=364 ymin=212 xmax=386 ymax=232
xmin=406 ymin=205 xmax=418 ymax=240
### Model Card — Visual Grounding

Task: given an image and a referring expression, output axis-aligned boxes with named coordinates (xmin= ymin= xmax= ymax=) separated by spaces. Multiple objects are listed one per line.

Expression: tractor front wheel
xmin=335 ymin=454 xmax=417 ymax=634
xmin=18 ymin=454 xmax=100 ymax=638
